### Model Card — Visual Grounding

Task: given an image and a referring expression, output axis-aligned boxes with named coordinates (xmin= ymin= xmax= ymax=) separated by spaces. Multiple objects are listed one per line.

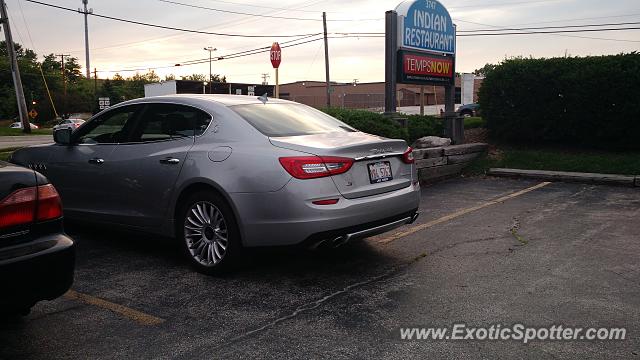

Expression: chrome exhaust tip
xmin=332 ymin=236 xmax=349 ymax=248
xmin=407 ymin=212 xmax=419 ymax=224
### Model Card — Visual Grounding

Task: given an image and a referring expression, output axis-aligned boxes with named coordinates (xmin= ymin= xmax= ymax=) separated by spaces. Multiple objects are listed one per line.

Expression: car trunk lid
xmin=270 ymin=132 xmax=412 ymax=199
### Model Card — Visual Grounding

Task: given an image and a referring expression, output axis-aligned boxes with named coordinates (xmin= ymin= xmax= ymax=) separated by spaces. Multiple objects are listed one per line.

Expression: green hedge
xmin=406 ymin=114 xmax=443 ymax=143
xmin=322 ymin=108 xmax=443 ymax=144
xmin=323 ymin=108 xmax=408 ymax=140
xmin=464 ymin=117 xmax=486 ymax=129
xmin=478 ymin=53 xmax=640 ymax=149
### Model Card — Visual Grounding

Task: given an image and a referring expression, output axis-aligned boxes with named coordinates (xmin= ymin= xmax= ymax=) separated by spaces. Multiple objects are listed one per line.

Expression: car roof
xmin=129 ymin=94 xmax=294 ymax=107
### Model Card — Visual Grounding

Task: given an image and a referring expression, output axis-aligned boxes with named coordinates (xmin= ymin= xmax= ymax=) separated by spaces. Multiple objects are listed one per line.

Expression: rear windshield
xmin=231 ymin=103 xmax=357 ymax=137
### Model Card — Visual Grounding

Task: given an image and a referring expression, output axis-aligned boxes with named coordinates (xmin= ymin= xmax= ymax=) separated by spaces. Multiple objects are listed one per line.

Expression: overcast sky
xmin=5 ymin=0 xmax=640 ymax=84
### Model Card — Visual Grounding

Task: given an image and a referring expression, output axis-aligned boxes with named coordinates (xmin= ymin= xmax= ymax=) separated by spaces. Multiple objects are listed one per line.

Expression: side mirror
xmin=53 ymin=128 xmax=72 ymax=145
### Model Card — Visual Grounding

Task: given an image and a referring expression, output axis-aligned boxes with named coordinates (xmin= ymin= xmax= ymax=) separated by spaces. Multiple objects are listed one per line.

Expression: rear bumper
xmin=0 ymin=234 xmax=75 ymax=308
xmin=305 ymin=210 xmax=419 ymax=249
xmin=230 ymin=179 xmax=421 ymax=247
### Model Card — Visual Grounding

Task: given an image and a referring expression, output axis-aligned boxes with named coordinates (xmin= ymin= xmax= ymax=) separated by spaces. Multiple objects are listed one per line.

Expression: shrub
xmin=322 ymin=108 xmax=408 ymax=141
xmin=406 ymin=114 xmax=443 ymax=144
xmin=321 ymin=109 xmax=447 ymax=144
xmin=464 ymin=117 xmax=486 ymax=129
xmin=478 ymin=53 xmax=640 ymax=149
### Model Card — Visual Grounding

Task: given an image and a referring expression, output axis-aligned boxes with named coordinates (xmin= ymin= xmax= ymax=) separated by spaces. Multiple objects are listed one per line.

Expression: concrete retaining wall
xmin=415 ymin=143 xmax=488 ymax=183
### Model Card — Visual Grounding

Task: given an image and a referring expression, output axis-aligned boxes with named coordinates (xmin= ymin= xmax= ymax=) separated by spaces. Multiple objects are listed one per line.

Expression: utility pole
xmin=323 ymin=12 xmax=331 ymax=108
xmin=57 ymin=53 xmax=70 ymax=115
xmin=93 ymin=67 xmax=98 ymax=94
xmin=204 ymin=46 xmax=216 ymax=94
xmin=261 ymin=73 xmax=270 ymax=85
xmin=79 ymin=0 xmax=92 ymax=78
xmin=0 ymin=0 xmax=30 ymax=133
xmin=420 ymin=85 xmax=425 ymax=116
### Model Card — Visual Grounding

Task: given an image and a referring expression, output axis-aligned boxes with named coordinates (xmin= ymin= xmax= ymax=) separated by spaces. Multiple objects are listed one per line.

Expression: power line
xmin=197 ymin=0 xmax=353 ymax=14
xmin=98 ymin=34 xmax=380 ymax=74
xmin=449 ymin=0 xmax=570 ymax=10
xmin=64 ymin=0 xmax=327 ymax=54
xmin=457 ymin=21 xmax=640 ymax=33
xmin=99 ymin=36 xmax=327 ymax=73
xmin=452 ymin=17 xmax=640 ymax=42
xmin=14 ymin=0 xmax=59 ymax=117
xmin=24 ymin=0 xmax=320 ymax=38
xmin=467 ymin=12 xmax=640 ymax=27
xmin=457 ymin=26 xmax=640 ymax=36
xmin=156 ymin=0 xmax=382 ymax=22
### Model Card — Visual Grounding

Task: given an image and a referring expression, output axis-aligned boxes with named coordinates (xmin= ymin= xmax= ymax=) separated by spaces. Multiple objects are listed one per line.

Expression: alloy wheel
xmin=184 ymin=201 xmax=229 ymax=267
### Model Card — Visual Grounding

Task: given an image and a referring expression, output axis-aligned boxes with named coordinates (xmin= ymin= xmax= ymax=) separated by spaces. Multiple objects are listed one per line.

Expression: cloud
xmin=7 ymin=0 xmax=640 ymax=83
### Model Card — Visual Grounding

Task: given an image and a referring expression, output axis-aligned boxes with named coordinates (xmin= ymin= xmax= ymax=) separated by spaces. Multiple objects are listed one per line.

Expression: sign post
xmin=385 ymin=0 xmax=462 ymax=143
xmin=270 ymin=42 xmax=281 ymax=98
xmin=384 ymin=10 xmax=398 ymax=115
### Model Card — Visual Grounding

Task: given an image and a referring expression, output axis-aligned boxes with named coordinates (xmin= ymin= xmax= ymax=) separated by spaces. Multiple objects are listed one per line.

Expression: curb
xmin=488 ymin=168 xmax=638 ymax=188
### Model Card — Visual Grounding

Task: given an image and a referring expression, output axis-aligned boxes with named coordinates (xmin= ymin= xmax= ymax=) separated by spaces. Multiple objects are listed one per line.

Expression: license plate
xmin=367 ymin=161 xmax=393 ymax=184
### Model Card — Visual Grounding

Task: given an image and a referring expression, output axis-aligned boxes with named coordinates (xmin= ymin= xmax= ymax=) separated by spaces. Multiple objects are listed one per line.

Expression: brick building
xmin=279 ymin=75 xmax=483 ymax=110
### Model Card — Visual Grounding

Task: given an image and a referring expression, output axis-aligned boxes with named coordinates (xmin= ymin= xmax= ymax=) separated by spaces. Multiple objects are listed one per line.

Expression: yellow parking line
xmin=64 ymin=290 xmax=165 ymax=326
xmin=376 ymin=181 xmax=552 ymax=245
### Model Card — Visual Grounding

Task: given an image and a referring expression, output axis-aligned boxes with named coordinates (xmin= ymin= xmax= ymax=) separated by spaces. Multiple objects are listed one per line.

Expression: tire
xmin=461 ymin=110 xmax=473 ymax=118
xmin=0 ymin=306 xmax=31 ymax=318
xmin=177 ymin=191 xmax=241 ymax=275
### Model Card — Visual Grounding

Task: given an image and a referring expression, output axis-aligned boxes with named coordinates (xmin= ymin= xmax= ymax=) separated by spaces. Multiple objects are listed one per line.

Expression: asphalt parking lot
xmin=1 ymin=177 xmax=639 ymax=359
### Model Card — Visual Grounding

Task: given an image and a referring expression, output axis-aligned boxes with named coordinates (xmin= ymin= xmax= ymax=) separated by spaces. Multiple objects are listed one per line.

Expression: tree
xmin=180 ymin=73 xmax=226 ymax=82
xmin=0 ymin=41 xmax=50 ymax=121
xmin=41 ymin=54 xmax=60 ymax=74
xmin=181 ymin=73 xmax=206 ymax=81
xmin=64 ymin=57 xmax=83 ymax=82
xmin=473 ymin=63 xmax=497 ymax=77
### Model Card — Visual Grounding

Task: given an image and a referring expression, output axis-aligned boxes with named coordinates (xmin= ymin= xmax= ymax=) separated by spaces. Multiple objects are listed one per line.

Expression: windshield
xmin=231 ymin=103 xmax=357 ymax=137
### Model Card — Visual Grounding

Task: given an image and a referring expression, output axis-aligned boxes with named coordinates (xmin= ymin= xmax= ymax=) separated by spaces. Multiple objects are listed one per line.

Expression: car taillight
xmin=0 ymin=187 xmax=37 ymax=229
xmin=37 ymin=184 xmax=63 ymax=221
xmin=312 ymin=199 xmax=339 ymax=205
xmin=279 ymin=156 xmax=354 ymax=179
xmin=0 ymin=184 xmax=63 ymax=229
xmin=402 ymin=147 xmax=415 ymax=164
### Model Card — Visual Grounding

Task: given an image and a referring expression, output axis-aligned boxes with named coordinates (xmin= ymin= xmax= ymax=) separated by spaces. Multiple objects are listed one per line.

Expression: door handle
xmin=88 ymin=158 xmax=104 ymax=165
xmin=160 ymin=157 xmax=180 ymax=165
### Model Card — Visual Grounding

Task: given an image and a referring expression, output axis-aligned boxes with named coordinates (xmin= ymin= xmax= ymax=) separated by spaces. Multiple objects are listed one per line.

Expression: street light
xmin=204 ymin=46 xmax=217 ymax=94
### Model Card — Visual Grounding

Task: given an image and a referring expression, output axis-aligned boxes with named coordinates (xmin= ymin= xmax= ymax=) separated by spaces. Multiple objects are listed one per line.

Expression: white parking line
xmin=375 ymin=182 xmax=552 ymax=245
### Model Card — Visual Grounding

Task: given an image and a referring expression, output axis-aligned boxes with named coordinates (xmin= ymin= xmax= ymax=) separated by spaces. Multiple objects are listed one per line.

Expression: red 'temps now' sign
xmin=270 ymin=42 xmax=282 ymax=69
xmin=403 ymin=53 xmax=453 ymax=78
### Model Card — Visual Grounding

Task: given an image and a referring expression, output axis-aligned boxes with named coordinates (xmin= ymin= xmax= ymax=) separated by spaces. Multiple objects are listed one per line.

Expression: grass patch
xmin=0 ymin=147 xmax=22 ymax=162
xmin=464 ymin=117 xmax=485 ymax=129
xmin=465 ymin=145 xmax=640 ymax=176
xmin=0 ymin=152 xmax=11 ymax=161
xmin=0 ymin=128 xmax=53 ymax=136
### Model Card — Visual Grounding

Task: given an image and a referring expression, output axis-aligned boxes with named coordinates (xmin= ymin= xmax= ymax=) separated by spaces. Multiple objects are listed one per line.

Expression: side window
xmin=129 ymin=103 xmax=212 ymax=143
xmin=74 ymin=106 xmax=141 ymax=144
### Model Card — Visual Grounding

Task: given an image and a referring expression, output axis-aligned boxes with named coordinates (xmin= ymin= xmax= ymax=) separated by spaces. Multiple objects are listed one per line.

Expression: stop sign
xmin=270 ymin=42 xmax=281 ymax=69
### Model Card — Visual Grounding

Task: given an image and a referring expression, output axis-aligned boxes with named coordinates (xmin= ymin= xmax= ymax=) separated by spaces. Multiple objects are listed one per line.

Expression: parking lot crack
xmin=510 ymin=217 xmax=528 ymax=245
xmin=212 ymin=268 xmax=399 ymax=356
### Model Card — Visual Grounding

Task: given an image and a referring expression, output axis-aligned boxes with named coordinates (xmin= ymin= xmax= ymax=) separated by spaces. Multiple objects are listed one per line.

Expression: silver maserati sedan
xmin=11 ymin=95 xmax=421 ymax=274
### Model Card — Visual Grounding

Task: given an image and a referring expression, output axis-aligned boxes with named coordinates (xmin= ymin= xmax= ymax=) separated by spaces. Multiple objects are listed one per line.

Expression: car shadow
xmin=64 ymin=220 xmax=402 ymax=281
